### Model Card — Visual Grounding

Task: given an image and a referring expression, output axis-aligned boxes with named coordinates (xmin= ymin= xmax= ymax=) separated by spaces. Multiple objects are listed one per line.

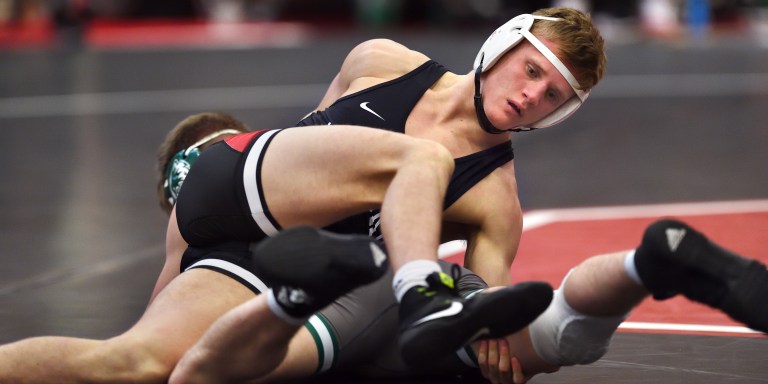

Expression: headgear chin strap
xmin=473 ymin=14 xmax=589 ymax=132
xmin=163 ymin=129 xmax=242 ymax=206
xmin=474 ymin=56 xmax=510 ymax=134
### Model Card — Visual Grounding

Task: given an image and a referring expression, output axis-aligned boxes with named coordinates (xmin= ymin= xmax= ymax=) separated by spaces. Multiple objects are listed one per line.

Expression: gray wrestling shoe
xmin=251 ymin=226 xmax=388 ymax=318
xmin=634 ymin=219 xmax=768 ymax=333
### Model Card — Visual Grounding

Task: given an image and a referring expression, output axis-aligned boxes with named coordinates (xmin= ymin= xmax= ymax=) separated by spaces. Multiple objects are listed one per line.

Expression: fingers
xmin=487 ymin=339 xmax=500 ymax=383
xmin=511 ymin=356 xmax=528 ymax=384
xmin=477 ymin=339 xmax=491 ymax=380
xmin=497 ymin=339 xmax=511 ymax=383
xmin=477 ymin=338 xmax=516 ymax=384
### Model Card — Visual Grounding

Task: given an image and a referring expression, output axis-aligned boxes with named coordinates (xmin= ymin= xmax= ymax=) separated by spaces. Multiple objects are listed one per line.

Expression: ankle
xmin=266 ymin=288 xmax=311 ymax=325
xmin=392 ymin=260 xmax=442 ymax=302
xmin=623 ymin=250 xmax=645 ymax=287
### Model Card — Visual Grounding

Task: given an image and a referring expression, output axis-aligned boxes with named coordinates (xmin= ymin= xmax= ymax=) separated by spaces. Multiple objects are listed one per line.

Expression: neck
xmin=439 ymin=73 xmax=513 ymax=146
xmin=413 ymin=72 xmax=511 ymax=154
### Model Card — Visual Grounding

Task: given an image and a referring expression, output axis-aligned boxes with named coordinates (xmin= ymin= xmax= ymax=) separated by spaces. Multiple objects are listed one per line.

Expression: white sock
xmin=392 ymin=260 xmax=442 ymax=302
xmin=266 ymin=288 xmax=309 ymax=326
xmin=623 ymin=250 xmax=645 ymax=287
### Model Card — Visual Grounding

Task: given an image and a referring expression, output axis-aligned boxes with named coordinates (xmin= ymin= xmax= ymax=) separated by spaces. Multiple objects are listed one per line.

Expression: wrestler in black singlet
xmin=303 ymin=61 xmax=515 ymax=376
xmin=299 ymin=60 xmax=515 ymax=239
xmin=175 ymin=60 xmax=516 ymax=375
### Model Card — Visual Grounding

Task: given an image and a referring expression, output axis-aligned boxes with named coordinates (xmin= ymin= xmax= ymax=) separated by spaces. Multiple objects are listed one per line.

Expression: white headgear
xmin=474 ymin=14 xmax=589 ymax=130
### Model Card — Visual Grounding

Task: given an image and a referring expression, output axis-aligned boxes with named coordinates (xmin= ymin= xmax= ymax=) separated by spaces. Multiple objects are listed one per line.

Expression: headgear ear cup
xmin=162 ymin=128 xmax=242 ymax=206
xmin=473 ymin=14 xmax=534 ymax=72
xmin=164 ymin=147 xmax=201 ymax=206
xmin=473 ymin=14 xmax=588 ymax=130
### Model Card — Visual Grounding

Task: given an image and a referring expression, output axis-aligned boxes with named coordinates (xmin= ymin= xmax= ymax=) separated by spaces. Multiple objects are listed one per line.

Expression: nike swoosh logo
xmin=411 ymin=301 xmax=463 ymax=327
xmin=360 ymin=102 xmax=385 ymax=121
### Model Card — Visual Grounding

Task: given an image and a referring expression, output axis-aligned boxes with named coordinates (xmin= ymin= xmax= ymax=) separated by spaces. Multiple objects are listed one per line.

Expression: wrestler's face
xmin=481 ymin=38 xmax=576 ymax=130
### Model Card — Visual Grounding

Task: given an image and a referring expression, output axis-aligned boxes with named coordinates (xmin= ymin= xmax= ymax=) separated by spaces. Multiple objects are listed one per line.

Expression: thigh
xmin=252 ymin=327 xmax=319 ymax=383
xmin=260 ymin=125 xmax=421 ymax=228
xmin=116 ymin=269 xmax=256 ymax=364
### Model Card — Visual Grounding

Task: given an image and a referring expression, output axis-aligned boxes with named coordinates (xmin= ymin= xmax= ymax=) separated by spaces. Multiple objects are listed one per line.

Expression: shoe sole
xmin=650 ymin=219 xmax=768 ymax=334
xmin=251 ymin=226 xmax=387 ymax=291
xmin=399 ymin=281 xmax=553 ymax=367
xmin=721 ymin=259 xmax=768 ymax=333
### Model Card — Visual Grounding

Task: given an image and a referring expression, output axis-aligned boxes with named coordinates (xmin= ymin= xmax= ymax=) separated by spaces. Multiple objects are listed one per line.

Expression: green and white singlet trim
xmin=305 ymin=313 xmax=339 ymax=373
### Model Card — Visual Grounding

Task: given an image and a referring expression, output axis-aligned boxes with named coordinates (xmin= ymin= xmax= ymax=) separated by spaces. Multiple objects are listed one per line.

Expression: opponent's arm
xmin=150 ymin=206 xmax=187 ymax=302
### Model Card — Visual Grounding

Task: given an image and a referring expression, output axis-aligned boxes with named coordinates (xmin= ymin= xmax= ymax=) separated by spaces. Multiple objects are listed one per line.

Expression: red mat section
xmin=444 ymin=200 xmax=768 ymax=338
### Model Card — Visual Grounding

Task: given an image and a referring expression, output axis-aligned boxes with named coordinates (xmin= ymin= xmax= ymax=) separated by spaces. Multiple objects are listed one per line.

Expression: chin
xmin=487 ymin=114 xmax=515 ymax=131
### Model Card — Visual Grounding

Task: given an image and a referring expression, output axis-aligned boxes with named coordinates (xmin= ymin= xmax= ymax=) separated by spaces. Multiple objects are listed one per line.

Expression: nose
xmin=522 ymin=81 xmax=547 ymax=107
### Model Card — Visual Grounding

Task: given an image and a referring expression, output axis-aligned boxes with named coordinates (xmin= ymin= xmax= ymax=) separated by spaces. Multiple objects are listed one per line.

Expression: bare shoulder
xmin=343 ymin=39 xmax=431 ymax=80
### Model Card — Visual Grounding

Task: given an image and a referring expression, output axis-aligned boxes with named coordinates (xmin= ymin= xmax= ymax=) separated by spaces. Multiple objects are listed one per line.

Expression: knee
xmin=403 ymin=139 xmax=455 ymax=179
xmin=529 ymin=289 xmax=625 ymax=367
xmin=82 ymin=338 xmax=180 ymax=383
xmin=169 ymin=338 xmax=290 ymax=384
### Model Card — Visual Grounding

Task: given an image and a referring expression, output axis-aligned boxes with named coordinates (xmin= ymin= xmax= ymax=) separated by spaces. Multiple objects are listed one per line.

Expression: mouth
xmin=508 ymin=100 xmax=522 ymax=117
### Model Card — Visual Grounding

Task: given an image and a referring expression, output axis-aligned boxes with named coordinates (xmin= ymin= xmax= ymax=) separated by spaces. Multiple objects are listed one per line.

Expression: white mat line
xmin=523 ymin=199 xmax=768 ymax=231
xmin=619 ymin=321 xmax=761 ymax=335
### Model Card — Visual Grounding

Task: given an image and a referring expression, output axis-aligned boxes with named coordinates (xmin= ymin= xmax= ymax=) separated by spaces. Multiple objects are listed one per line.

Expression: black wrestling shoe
xmin=398 ymin=266 xmax=553 ymax=368
xmin=251 ymin=226 xmax=388 ymax=317
xmin=635 ymin=219 xmax=768 ymax=333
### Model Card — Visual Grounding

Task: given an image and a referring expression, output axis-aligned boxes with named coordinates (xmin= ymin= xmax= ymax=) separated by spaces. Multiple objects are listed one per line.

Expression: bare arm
xmin=150 ymin=206 xmax=187 ymax=302
xmin=444 ymin=165 xmax=523 ymax=287
xmin=314 ymin=39 xmax=430 ymax=111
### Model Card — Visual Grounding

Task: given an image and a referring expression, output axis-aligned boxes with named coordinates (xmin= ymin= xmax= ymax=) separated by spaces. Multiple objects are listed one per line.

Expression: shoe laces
xmin=421 ymin=263 xmax=462 ymax=296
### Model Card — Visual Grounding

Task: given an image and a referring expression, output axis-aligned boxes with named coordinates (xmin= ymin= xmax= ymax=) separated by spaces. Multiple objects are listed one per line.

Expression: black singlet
xmin=297 ymin=60 xmax=514 ymax=210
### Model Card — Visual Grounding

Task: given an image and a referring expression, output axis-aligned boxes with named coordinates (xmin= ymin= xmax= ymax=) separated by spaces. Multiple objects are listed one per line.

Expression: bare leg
xmin=171 ymin=227 xmax=388 ymax=384
xmin=489 ymin=251 xmax=647 ymax=381
xmin=0 ymin=269 xmax=253 ymax=384
xmin=563 ymin=251 xmax=648 ymax=316
xmin=261 ymin=125 xmax=454 ymax=272
xmin=170 ymin=295 xmax=313 ymax=384
xmin=511 ymin=220 xmax=768 ymax=380
xmin=378 ymin=139 xmax=453 ymax=271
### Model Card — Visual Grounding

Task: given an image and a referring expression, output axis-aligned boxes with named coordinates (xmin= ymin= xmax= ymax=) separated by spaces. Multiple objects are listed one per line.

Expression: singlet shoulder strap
xmin=444 ymin=142 xmax=514 ymax=209
xmin=328 ymin=60 xmax=447 ymax=108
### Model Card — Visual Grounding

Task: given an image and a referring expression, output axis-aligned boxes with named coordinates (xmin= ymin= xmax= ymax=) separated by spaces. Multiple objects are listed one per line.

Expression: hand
xmin=476 ymin=338 xmax=528 ymax=384
xmin=510 ymin=356 xmax=529 ymax=384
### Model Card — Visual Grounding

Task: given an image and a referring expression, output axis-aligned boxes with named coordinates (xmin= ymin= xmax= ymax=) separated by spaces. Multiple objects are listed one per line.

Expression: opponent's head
xmin=156 ymin=112 xmax=249 ymax=215
xmin=473 ymin=7 xmax=605 ymax=132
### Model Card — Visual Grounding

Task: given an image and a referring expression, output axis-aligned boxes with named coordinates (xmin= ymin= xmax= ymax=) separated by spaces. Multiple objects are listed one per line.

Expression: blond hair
xmin=531 ymin=7 xmax=606 ymax=91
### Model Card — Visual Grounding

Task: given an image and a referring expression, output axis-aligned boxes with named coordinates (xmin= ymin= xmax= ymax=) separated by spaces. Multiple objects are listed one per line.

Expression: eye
xmin=546 ymin=89 xmax=559 ymax=102
xmin=526 ymin=64 xmax=537 ymax=77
